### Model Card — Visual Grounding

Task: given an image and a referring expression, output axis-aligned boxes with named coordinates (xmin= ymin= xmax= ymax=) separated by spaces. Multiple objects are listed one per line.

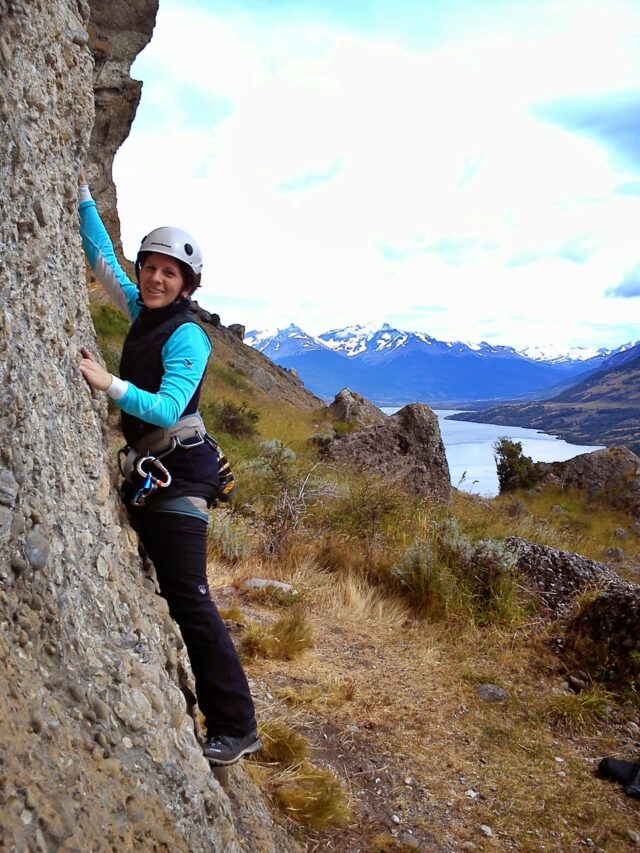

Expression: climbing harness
xmin=118 ymin=413 xmax=206 ymax=483
xmin=118 ymin=412 xmax=235 ymax=504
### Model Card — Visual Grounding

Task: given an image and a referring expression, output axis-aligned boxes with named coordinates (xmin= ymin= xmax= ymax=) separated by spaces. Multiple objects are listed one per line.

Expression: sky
xmin=113 ymin=0 xmax=640 ymax=351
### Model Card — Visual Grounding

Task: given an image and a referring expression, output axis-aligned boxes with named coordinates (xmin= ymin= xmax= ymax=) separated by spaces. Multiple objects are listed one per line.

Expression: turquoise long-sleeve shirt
xmin=79 ymin=198 xmax=211 ymax=429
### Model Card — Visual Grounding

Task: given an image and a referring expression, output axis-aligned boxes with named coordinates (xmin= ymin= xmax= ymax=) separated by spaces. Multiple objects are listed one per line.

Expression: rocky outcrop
xmin=506 ymin=537 xmax=640 ymax=681
xmin=327 ymin=404 xmax=451 ymax=503
xmin=0 ymin=2 xmax=296 ymax=851
xmin=84 ymin=0 xmax=158 ymax=260
xmin=564 ymin=581 xmax=640 ymax=677
xmin=536 ymin=446 xmax=640 ymax=518
xmin=328 ymin=388 xmax=387 ymax=427
xmin=505 ymin=538 xmax=618 ymax=616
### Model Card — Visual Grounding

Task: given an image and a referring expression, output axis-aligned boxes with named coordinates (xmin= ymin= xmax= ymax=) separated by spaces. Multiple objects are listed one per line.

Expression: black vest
xmin=119 ymin=299 xmax=207 ymax=446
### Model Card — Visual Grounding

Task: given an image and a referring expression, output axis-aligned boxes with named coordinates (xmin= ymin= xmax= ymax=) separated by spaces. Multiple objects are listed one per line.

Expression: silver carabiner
xmin=136 ymin=455 xmax=172 ymax=488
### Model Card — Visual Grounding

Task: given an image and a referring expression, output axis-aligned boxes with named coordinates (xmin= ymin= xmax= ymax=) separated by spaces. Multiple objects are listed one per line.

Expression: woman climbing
xmin=77 ymin=172 xmax=260 ymax=766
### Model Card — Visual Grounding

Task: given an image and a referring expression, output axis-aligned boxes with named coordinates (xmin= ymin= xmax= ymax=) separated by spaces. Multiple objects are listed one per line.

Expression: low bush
xmin=392 ymin=540 xmax=459 ymax=618
xmin=205 ymin=399 xmax=260 ymax=438
xmin=258 ymin=718 xmax=309 ymax=766
xmin=494 ymin=438 xmax=544 ymax=493
xmin=332 ymin=420 xmax=357 ymax=437
xmin=91 ymin=303 xmax=129 ymax=339
xmin=544 ymin=686 xmax=614 ymax=732
xmin=241 ymin=607 xmax=313 ymax=660
xmin=319 ymin=475 xmax=414 ymax=551
xmin=274 ymin=762 xmax=350 ymax=828
xmin=392 ymin=519 xmax=524 ymax=626
xmin=207 ymin=510 xmax=257 ymax=562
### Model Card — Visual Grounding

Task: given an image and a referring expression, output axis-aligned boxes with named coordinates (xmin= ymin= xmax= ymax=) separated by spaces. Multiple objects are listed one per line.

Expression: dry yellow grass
xmin=208 ymin=545 xmax=639 ymax=850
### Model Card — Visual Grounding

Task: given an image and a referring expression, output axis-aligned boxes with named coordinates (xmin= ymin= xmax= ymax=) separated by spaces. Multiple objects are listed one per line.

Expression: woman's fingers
xmin=80 ymin=346 xmax=96 ymax=361
xmin=79 ymin=357 xmax=112 ymax=391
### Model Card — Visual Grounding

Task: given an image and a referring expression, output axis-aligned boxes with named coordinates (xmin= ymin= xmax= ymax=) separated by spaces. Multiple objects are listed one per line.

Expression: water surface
xmin=382 ymin=407 xmax=604 ymax=497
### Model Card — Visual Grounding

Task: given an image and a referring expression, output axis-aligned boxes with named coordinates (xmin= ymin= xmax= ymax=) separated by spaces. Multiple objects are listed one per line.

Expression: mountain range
xmin=245 ymin=323 xmax=638 ymax=406
xmin=448 ymin=348 xmax=640 ymax=454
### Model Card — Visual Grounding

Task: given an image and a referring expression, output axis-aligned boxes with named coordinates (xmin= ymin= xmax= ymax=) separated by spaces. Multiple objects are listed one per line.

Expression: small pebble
xmin=392 ymin=814 xmax=400 ymax=825
xmin=626 ymin=828 xmax=640 ymax=845
xmin=479 ymin=825 xmax=493 ymax=838
xmin=122 ymin=737 xmax=133 ymax=749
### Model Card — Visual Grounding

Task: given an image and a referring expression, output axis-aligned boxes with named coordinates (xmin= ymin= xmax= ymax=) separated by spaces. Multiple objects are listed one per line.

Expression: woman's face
xmin=139 ymin=252 xmax=187 ymax=309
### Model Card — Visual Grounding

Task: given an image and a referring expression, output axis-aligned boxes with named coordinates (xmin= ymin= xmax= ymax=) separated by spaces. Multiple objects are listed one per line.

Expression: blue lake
xmin=382 ymin=408 xmax=604 ymax=498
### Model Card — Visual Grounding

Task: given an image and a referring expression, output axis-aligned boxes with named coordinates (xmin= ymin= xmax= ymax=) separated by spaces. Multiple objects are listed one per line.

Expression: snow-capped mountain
xmin=244 ymin=324 xmax=328 ymax=360
xmin=244 ymin=322 xmax=628 ymax=405
xmin=520 ymin=344 xmax=613 ymax=363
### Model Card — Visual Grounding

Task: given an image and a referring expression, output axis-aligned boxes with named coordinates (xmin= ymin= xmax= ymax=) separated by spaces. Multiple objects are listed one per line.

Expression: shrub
xmin=332 ymin=420 xmax=357 ymax=438
xmin=239 ymin=442 xmax=332 ymax=554
xmin=258 ymin=718 xmax=309 ymax=766
xmin=322 ymin=476 xmax=412 ymax=550
xmin=206 ymin=399 xmax=260 ymax=438
xmin=544 ymin=686 xmax=614 ymax=732
xmin=91 ymin=304 xmax=129 ymax=339
xmin=241 ymin=607 xmax=313 ymax=660
xmin=442 ymin=526 xmax=522 ymax=626
xmin=392 ymin=540 xmax=454 ymax=618
xmin=494 ymin=438 xmax=544 ymax=493
xmin=274 ymin=762 xmax=350 ymax=828
xmin=392 ymin=519 xmax=524 ymax=626
xmin=207 ymin=510 xmax=257 ymax=562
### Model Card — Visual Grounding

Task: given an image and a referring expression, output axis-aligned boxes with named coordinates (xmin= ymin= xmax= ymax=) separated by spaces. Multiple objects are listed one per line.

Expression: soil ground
xmin=209 ymin=560 xmax=640 ymax=852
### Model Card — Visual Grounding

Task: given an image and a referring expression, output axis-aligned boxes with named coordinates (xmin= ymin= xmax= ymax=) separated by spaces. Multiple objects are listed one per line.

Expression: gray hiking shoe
xmin=203 ymin=730 xmax=261 ymax=766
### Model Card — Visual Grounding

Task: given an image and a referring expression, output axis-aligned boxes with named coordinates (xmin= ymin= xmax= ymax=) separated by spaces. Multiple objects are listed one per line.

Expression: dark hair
xmin=136 ymin=251 xmax=202 ymax=296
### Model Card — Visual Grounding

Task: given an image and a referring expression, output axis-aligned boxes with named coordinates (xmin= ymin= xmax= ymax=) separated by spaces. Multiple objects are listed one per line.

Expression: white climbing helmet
xmin=137 ymin=226 xmax=203 ymax=276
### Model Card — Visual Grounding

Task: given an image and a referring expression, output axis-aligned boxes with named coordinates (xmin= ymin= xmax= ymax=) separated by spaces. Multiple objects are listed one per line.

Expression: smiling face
xmin=138 ymin=252 xmax=188 ymax=309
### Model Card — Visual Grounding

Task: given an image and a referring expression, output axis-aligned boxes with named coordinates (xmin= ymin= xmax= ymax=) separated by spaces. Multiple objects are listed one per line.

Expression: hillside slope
xmin=448 ymin=352 xmax=640 ymax=453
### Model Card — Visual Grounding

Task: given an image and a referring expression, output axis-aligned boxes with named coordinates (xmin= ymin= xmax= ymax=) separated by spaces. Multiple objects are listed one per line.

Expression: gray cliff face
xmin=0 ymin=3 xmax=295 ymax=850
xmin=85 ymin=0 xmax=159 ymax=259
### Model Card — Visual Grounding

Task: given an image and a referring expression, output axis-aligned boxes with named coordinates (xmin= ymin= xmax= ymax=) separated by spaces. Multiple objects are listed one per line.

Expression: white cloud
xmin=113 ymin=0 xmax=640 ymax=349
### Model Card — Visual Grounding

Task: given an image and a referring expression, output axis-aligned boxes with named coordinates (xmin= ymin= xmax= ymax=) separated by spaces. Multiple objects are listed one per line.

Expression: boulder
xmin=536 ymin=446 xmax=640 ymax=518
xmin=327 ymin=403 xmax=451 ymax=503
xmin=505 ymin=537 xmax=618 ymax=616
xmin=228 ymin=323 xmax=245 ymax=340
xmin=328 ymin=388 xmax=387 ymax=427
xmin=564 ymin=580 xmax=640 ymax=678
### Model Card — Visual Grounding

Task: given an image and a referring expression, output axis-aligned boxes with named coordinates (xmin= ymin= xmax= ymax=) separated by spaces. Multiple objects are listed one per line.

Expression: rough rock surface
xmin=327 ymin=404 xmax=451 ymax=503
xmin=536 ymin=446 xmax=640 ymax=518
xmin=0 ymin=2 xmax=297 ymax=850
xmin=564 ymin=580 xmax=640 ymax=673
xmin=505 ymin=537 xmax=618 ymax=616
xmin=329 ymin=387 xmax=387 ymax=427
xmin=85 ymin=0 xmax=159 ymax=260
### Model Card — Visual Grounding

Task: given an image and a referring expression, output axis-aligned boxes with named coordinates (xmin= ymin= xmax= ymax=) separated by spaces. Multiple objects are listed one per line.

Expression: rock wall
xmin=85 ymin=0 xmax=158 ymax=259
xmin=0 ymin=2 xmax=295 ymax=850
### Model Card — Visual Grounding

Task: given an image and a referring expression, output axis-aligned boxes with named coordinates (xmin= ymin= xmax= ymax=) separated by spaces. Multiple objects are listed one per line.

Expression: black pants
xmin=132 ymin=510 xmax=256 ymax=738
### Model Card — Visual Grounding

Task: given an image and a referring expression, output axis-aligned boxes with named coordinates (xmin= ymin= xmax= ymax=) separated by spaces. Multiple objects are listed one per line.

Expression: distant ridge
xmin=448 ymin=343 xmax=640 ymax=454
xmin=245 ymin=322 xmax=635 ymax=406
